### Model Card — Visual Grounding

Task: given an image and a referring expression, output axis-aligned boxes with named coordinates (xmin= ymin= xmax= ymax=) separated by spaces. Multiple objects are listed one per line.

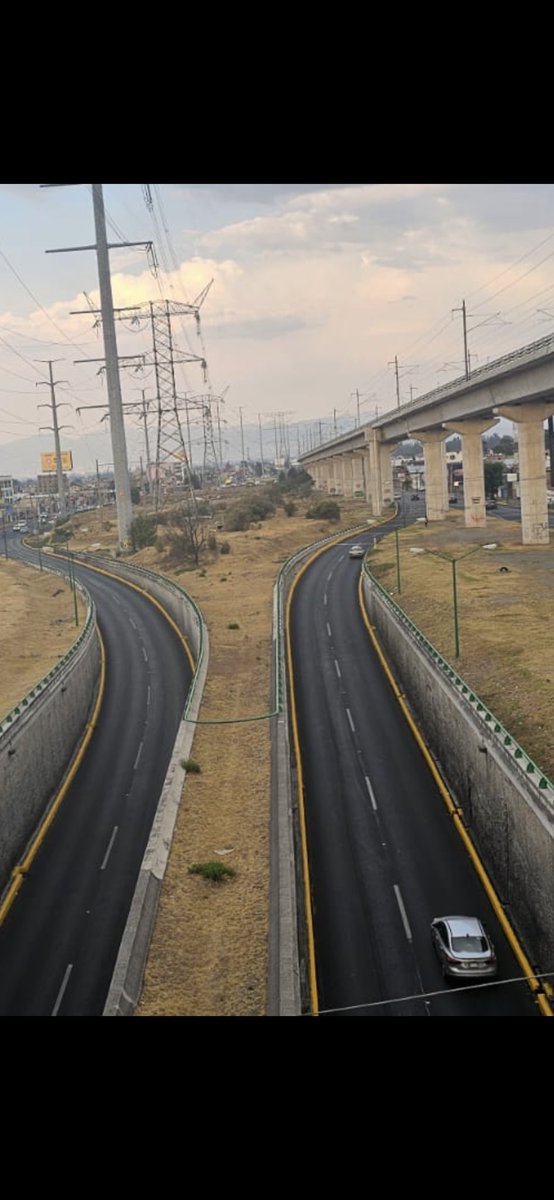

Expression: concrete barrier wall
xmin=362 ymin=569 xmax=554 ymax=973
xmin=0 ymin=576 xmax=98 ymax=892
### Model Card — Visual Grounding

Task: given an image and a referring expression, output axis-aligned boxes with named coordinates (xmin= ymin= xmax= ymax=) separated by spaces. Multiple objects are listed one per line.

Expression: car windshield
xmin=451 ymin=935 xmax=488 ymax=954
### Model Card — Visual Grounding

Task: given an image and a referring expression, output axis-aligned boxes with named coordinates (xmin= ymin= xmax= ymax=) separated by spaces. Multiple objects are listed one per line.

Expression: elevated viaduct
xmin=299 ymin=334 xmax=554 ymax=545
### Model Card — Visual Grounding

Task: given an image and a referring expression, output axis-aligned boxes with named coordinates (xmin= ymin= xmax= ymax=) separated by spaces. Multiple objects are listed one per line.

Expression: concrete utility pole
xmin=36 ymin=359 xmax=69 ymax=517
xmin=43 ymin=182 xmax=148 ymax=548
xmin=91 ymin=185 xmax=133 ymax=546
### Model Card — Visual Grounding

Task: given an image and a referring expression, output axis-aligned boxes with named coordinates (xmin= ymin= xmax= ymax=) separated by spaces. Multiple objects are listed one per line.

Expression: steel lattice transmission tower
xmin=148 ymin=299 xmax=205 ymax=508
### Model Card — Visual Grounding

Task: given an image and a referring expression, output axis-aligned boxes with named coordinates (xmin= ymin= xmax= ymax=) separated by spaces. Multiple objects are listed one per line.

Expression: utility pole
xmin=452 ymin=299 xmax=470 ymax=379
xmin=36 ymin=359 xmax=70 ymax=518
xmin=258 ymin=413 xmax=264 ymax=475
xmin=352 ymin=389 xmax=361 ymax=427
xmin=333 ymin=409 xmax=338 ymax=437
xmin=136 ymin=390 xmax=153 ymax=481
xmin=91 ymin=185 xmax=133 ymax=545
xmin=238 ymin=406 xmax=245 ymax=463
xmin=43 ymin=183 xmax=145 ymax=547
xmin=388 ymin=356 xmax=401 ymax=407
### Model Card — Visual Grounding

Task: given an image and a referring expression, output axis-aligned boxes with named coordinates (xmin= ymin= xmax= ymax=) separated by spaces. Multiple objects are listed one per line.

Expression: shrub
xmin=181 ymin=757 xmax=201 ymax=773
xmin=306 ymin=499 xmax=341 ymax=521
xmin=283 ymin=500 xmax=297 ymax=517
xmin=188 ymin=861 xmax=236 ymax=882
xmin=131 ymin=514 xmax=158 ymax=549
xmin=220 ymin=541 xmax=231 ymax=554
xmin=228 ymin=621 xmax=240 ymax=629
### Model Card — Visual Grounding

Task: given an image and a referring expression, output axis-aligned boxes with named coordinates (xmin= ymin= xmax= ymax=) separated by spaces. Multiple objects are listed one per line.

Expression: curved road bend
xmin=290 ymin=511 xmax=539 ymax=1017
xmin=0 ymin=547 xmax=192 ymax=1016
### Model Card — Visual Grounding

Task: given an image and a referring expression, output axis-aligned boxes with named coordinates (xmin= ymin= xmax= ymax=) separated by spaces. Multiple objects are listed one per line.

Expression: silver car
xmin=349 ymin=544 xmax=365 ymax=559
xmin=431 ymin=915 xmax=497 ymax=980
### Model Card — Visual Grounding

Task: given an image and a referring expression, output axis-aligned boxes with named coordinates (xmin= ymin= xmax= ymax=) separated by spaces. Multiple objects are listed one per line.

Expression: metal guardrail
xmin=363 ymin=559 xmax=554 ymax=802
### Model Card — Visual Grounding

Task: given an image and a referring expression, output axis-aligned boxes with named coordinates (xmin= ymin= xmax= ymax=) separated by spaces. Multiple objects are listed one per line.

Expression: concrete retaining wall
xmin=362 ymin=568 xmax=554 ymax=974
xmin=0 ymin=573 xmax=98 ymax=893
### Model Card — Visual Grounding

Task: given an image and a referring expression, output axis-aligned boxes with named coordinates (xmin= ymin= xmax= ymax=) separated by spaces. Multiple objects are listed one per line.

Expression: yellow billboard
xmin=40 ymin=451 xmax=73 ymax=473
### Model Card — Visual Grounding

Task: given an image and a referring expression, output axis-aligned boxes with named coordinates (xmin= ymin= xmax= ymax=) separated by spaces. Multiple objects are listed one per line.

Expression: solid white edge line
xmin=134 ymin=741 xmax=143 ymax=770
xmin=365 ymin=776 xmax=378 ymax=810
xmin=346 ymin=707 xmax=355 ymax=732
xmin=101 ymin=825 xmax=119 ymax=870
xmin=394 ymin=884 xmax=413 ymax=943
xmin=52 ymin=964 xmax=73 ymax=1016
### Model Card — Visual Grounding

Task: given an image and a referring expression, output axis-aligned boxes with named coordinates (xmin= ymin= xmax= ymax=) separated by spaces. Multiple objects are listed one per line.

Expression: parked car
xmin=430 ymin=915 xmax=497 ymax=980
xmin=485 ymin=498 xmax=497 ymax=510
xmin=349 ymin=544 xmax=365 ymax=559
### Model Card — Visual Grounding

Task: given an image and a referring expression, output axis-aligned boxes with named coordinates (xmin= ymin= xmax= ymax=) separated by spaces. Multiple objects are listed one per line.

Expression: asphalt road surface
xmin=290 ymin=506 xmax=539 ymax=1017
xmin=0 ymin=543 xmax=192 ymax=1015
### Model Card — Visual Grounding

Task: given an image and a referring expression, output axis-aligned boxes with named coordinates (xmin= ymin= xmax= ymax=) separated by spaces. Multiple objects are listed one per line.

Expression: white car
xmin=349 ymin=544 xmax=365 ymax=559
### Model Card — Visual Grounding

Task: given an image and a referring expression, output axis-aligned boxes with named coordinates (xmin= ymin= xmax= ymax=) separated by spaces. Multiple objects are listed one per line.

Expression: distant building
xmin=0 ymin=475 xmax=14 ymax=505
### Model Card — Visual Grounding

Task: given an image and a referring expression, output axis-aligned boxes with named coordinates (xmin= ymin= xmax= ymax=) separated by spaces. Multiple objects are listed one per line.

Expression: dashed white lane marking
xmin=324 ymin=593 xmax=328 ymax=606
xmin=134 ymin=741 xmax=144 ymax=770
xmin=129 ymin=617 xmax=137 ymax=630
xmin=146 ymin=685 xmax=151 ymax=708
xmin=334 ymin=659 xmax=341 ymax=678
xmin=101 ymin=826 xmax=119 ymax=870
xmin=142 ymin=647 xmax=148 ymax=662
xmin=327 ymin=623 xmax=332 ymax=637
xmin=327 ymin=571 xmax=333 ymax=582
xmin=346 ymin=708 xmax=355 ymax=732
xmin=365 ymin=776 xmax=378 ymax=810
xmin=52 ymin=964 xmax=73 ymax=1016
xmin=394 ymin=884 xmax=413 ymax=943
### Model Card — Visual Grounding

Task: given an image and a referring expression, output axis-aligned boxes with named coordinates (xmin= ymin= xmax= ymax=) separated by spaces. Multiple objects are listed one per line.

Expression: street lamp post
xmin=423 ymin=543 xmax=497 ymax=658
xmin=395 ymin=527 xmax=402 ymax=594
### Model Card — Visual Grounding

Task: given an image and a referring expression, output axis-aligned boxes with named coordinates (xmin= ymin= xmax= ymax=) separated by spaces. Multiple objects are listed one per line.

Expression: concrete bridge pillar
xmin=418 ymin=430 xmax=449 ymax=520
xmin=494 ymin=401 xmax=554 ymax=544
xmin=352 ymin=452 xmax=365 ymax=496
xmin=443 ymin=418 xmax=499 ymax=528
xmin=366 ymin=431 xmax=390 ymax=514
xmin=341 ymin=455 xmax=354 ymax=498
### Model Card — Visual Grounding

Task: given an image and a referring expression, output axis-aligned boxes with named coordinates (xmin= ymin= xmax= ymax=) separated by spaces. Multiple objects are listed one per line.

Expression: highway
xmin=289 ymin=499 xmax=540 ymax=1016
xmin=0 ymin=542 xmax=192 ymax=1016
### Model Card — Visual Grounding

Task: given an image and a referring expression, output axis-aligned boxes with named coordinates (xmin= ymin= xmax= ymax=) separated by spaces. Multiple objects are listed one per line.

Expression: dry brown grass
xmin=0 ymin=556 xmax=86 ymax=722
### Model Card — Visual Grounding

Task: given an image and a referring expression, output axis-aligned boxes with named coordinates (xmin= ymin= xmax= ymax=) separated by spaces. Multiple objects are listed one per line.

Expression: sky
xmin=1 ymin=182 xmax=554 ymax=476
